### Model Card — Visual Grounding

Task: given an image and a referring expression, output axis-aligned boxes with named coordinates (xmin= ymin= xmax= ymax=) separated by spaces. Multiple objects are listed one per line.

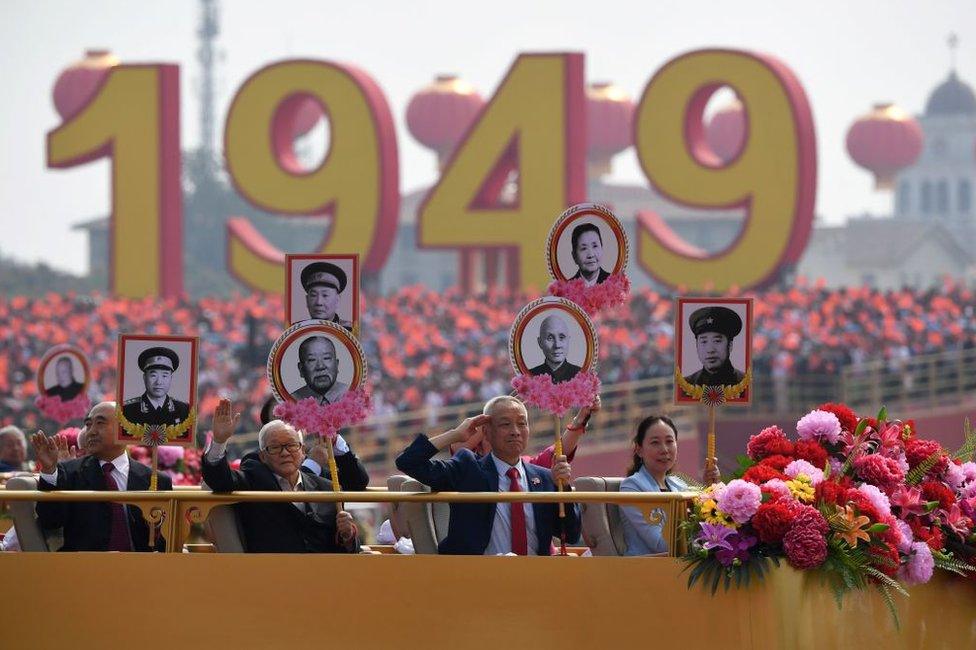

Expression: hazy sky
xmin=2 ymin=0 xmax=974 ymax=275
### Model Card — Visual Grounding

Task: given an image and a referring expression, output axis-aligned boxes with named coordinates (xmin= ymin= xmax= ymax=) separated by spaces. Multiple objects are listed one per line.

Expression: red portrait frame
xmin=674 ymin=297 xmax=753 ymax=405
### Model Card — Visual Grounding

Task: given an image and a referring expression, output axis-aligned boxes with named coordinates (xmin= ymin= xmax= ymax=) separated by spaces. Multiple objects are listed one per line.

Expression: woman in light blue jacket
xmin=619 ymin=415 xmax=718 ymax=555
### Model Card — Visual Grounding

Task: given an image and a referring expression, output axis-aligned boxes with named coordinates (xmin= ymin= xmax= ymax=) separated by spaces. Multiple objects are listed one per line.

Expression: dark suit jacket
xmin=36 ymin=455 xmax=172 ymax=552
xmin=570 ymin=267 xmax=611 ymax=284
xmin=529 ymin=360 xmax=582 ymax=384
xmin=395 ymin=434 xmax=581 ymax=555
xmin=201 ymin=451 xmax=356 ymax=554
xmin=301 ymin=448 xmax=370 ymax=491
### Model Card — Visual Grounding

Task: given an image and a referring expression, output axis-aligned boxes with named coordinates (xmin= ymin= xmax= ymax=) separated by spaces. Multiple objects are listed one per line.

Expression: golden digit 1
xmin=634 ymin=49 xmax=816 ymax=292
xmin=47 ymin=65 xmax=183 ymax=298
xmin=224 ymin=60 xmax=399 ymax=291
xmin=417 ymin=53 xmax=587 ymax=292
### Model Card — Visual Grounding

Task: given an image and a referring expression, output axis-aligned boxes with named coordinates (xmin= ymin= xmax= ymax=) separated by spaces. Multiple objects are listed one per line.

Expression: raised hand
xmin=308 ymin=441 xmax=328 ymax=469
xmin=30 ymin=431 xmax=58 ymax=474
xmin=452 ymin=414 xmax=491 ymax=443
xmin=212 ymin=398 xmax=241 ymax=444
xmin=54 ymin=435 xmax=73 ymax=462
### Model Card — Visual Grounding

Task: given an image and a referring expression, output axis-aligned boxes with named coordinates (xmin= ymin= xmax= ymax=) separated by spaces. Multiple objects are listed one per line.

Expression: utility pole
xmin=197 ymin=0 xmax=219 ymax=177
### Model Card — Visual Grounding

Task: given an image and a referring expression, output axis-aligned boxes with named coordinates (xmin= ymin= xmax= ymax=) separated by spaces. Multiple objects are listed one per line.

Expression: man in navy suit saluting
xmin=396 ymin=395 xmax=580 ymax=555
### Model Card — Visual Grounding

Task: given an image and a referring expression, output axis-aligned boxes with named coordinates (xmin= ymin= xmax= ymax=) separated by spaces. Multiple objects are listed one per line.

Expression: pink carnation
xmin=894 ymin=519 xmax=913 ymax=553
xmin=898 ymin=542 xmax=934 ymax=585
xmin=857 ymin=483 xmax=892 ymax=518
xmin=784 ymin=459 xmax=824 ymax=486
xmin=944 ymin=462 xmax=966 ymax=492
xmin=796 ymin=410 xmax=842 ymax=445
xmin=853 ymin=454 xmax=905 ymax=490
xmin=783 ymin=524 xmax=828 ymax=569
xmin=791 ymin=503 xmax=830 ymax=536
xmin=761 ymin=479 xmax=792 ymax=502
xmin=715 ymin=479 xmax=762 ymax=524
xmin=511 ymin=370 xmax=600 ymax=418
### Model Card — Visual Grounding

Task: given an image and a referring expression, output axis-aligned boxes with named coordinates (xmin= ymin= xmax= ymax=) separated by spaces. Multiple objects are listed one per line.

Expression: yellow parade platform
xmin=3 ymin=553 xmax=974 ymax=649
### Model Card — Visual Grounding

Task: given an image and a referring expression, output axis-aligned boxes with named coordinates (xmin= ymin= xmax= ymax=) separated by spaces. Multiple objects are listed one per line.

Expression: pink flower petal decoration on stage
xmin=35 ymin=393 xmax=91 ymax=425
xmin=273 ymin=386 xmax=372 ymax=439
xmin=547 ymin=273 xmax=630 ymax=316
xmin=511 ymin=370 xmax=601 ymax=418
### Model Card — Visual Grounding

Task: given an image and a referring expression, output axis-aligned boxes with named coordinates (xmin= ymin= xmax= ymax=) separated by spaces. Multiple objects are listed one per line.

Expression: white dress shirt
xmin=484 ymin=454 xmax=537 ymax=556
xmin=40 ymin=452 xmax=130 ymax=489
xmin=205 ymin=440 xmax=311 ymax=512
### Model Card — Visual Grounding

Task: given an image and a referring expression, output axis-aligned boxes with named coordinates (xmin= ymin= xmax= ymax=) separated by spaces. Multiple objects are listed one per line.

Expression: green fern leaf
xmin=906 ymin=449 xmax=945 ymax=485
xmin=875 ymin=582 xmax=901 ymax=631
xmin=951 ymin=418 xmax=976 ymax=462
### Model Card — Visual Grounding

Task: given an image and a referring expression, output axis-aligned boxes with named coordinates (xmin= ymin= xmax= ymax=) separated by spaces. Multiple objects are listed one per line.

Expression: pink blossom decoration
xmin=760 ymin=479 xmax=792 ymax=502
xmin=35 ymin=393 xmax=91 ymax=425
xmin=898 ymin=541 xmax=934 ymax=585
xmin=796 ymin=409 xmax=842 ymax=445
xmin=547 ymin=273 xmax=630 ymax=316
xmin=784 ymin=459 xmax=825 ymax=486
xmin=156 ymin=445 xmax=185 ymax=467
xmin=715 ymin=479 xmax=762 ymax=524
xmin=273 ymin=386 xmax=372 ymax=439
xmin=511 ymin=371 xmax=601 ymax=418
xmin=857 ymin=483 xmax=892 ymax=517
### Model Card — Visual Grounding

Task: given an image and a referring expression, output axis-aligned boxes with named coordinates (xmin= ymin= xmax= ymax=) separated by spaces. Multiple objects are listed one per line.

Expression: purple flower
xmin=796 ymin=410 xmax=842 ymax=445
xmin=696 ymin=522 xmax=735 ymax=552
xmin=716 ymin=479 xmax=762 ymax=524
xmin=715 ymin=532 xmax=757 ymax=567
xmin=898 ymin=542 xmax=934 ymax=585
xmin=894 ymin=519 xmax=913 ymax=553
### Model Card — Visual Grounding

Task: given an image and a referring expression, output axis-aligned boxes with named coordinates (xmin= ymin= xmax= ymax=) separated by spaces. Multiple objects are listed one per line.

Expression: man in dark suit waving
xmin=31 ymin=401 xmax=172 ymax=551
xmin=395 ymin=395 xmax=580 ymax=555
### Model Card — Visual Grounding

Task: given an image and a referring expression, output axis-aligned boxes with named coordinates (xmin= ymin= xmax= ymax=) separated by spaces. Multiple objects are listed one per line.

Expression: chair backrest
xmin=574 ymin=476 xmax=626 ymax=556
xmin=4 ymin=476 xmax=50 ymax=552
xmin=200 ymin=481 xmax=246 ymax=553
xmin=394 ymin=478 xmax=450 ymax=554
xmin=386 ymin=475 xmax=409 ymax=539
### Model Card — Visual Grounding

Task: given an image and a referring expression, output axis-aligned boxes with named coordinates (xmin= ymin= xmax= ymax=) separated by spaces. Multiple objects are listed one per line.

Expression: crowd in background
xmin=1 ymin=278 xmax=975 ymax=438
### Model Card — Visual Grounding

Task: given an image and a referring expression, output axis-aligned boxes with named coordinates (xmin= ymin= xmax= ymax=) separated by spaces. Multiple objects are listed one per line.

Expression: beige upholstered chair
xmin=574 ymin=476 xmax=626 ymax=556
xmin=4 ymin=476 xmax=53 ymax=552
xmin=392 ymin=477 xmax=449 ymax=554
xmin=200 ymin=482 xmax=246 ymax=553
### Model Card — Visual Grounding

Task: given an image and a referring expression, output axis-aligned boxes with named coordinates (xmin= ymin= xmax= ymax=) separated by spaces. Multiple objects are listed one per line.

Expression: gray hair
xmin=0 ymin=425 xmax=26 ymax=445
xmin=482 ymin=395 xmax=527 ymax=418
xmin=257 ymin=419 xmax=303 ymax=450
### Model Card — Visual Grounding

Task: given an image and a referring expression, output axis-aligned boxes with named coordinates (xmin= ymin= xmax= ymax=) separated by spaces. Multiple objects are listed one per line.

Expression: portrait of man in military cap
xmin=287 ymin=255 xmax=359 ymax=331
xmin=676 ymin=299 xmax=752 ymax=399
xmin=118 ymin=337 xmax=198 ymax=430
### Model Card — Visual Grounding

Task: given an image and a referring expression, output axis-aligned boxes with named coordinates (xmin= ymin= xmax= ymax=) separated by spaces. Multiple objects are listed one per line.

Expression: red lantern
xmin=846 ymin=103 xmax=924 ymax=190
xmin=52 ymin=49 xmax=120 ymax=120
xmin=586 ymin=81 xmax=634 ymax=177
xmin=406 ymin=74 xmax=485 ymax=163
xmin=705 ymin=99 xmax=745 ymax=164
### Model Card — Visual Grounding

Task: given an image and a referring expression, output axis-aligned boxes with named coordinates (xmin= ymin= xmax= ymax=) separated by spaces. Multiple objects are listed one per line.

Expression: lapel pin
xmin=531 ymin=477 xmax=541 ymax=485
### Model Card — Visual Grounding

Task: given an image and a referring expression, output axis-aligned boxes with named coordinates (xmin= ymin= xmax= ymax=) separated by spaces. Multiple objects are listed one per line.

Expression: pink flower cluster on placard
xmin=35 ymin=393 xmax=90 ymax=425
xmin=511 ymin=371 xmax=600 ymax=417
xmin=547 ymin=273 xmax=630 ymax=316
xmin=273 ymin=386 xmax=372 ymax=439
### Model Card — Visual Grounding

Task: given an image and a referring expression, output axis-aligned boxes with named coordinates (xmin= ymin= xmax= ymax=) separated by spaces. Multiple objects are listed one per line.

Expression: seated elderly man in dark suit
xmin=396 ymin=395 xmax=580 ymax=555
xmin=201 ymin=398 xmax=358 ymax=553
xmin=31 ymin=401 xmax=172 ymax=551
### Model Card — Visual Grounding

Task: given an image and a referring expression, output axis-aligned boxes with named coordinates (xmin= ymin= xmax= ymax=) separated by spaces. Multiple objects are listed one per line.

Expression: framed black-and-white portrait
xmin=117 ymin=335 xmax=199 ymax=442
xmin=286 ymin=254 xmax=359 ymax=332
xmin=547 ymin=203 xmax=629 ymax=285
xmin=268 ymin=321 xmax=367 ymax=404
xmin=675 ymin=297 xmax=752 ymax=404
xmin=37 ymin=345 xmax=90 ymax=401
xmin=509 ymin=297 xmax=598 ymax=383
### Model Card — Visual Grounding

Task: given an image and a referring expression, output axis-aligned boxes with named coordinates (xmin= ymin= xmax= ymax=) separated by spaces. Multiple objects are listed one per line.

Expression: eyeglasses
xmin=263 ymin=442 xmax=302 ymax=455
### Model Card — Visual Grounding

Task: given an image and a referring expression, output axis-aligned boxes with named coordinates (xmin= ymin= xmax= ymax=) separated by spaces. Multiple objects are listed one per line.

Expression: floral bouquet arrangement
xmin=682 ymin=402 xmax=976 ymax=624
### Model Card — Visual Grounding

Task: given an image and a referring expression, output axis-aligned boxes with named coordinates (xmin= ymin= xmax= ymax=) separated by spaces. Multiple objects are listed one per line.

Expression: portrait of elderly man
xmin=528 ymin=313 xmax=581 ymax=384
xmin=122 ymin=346 xmax=190 ymax=426
xmin=201 ymin=399 xmax=358 ymax=553
xmin=31 ymin=401 xmax=172 ymax=551
xmin=682 ymin=305 xmax=746 ymax=386
xmin=0 ymin=425 xmax=28 ymax=472
xmin=568 ymin=222 xmax=610 ymax=286
xmin=301 ymin=261 xmax=353 ymax=330
xmin=396 ymin=395 xmax=581 ymax=555
xmin=292 ymin=335 xmax=349 ymax=404
xmin=44 ymin=356 xmax=84 ymax=400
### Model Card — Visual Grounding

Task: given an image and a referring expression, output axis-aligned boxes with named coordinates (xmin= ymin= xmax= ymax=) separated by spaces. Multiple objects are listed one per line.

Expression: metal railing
xmin=0 ymin=489 xmax=695 ymax=556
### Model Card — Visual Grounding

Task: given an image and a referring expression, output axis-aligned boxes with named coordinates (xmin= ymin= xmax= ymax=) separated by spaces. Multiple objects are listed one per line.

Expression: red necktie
xmin=506 ymin=467 xmax=528 ymax=556
xmin=102 ymin=463 xmax=132 ymax=552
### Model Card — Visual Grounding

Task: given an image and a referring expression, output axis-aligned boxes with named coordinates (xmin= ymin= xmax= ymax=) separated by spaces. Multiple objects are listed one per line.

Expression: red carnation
xmin=752 ymin=500 xmax=794 ymax=544
xmin=760 ymin=454 xmax=793 ymax=472
xmin=880 ymin=515 xmax=903 ymax=549
xmin=817 ymin=479 xmax=849 ymax=507
xmin=905 ymin=438 xmax=944 ymax=471
xmin=921 ymin=480 xmax=956 ymax=511
xmin=743 ymin=463 xmax=787 ymax=485
xmin=747 ymin=426 xmax=795 ymax=461
xmin=792 ymin=503 xmax=830 ymax=535
xmin=818 ymin=402 xmax=858 ymax=434
xmin=844 ymin=488 xmax=882 ymax=522
xmin=793 ymin=439 xmax=829 ymax=470
xmin=869 ymin=542 xmax=900 ymax=578
xmin=908 ymin=518 xmax=945 ymax=552
xmin=783 ymin=524 xmax=828 ymax=569
xmin=853 ymin=454 xmax=905 ymax=490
